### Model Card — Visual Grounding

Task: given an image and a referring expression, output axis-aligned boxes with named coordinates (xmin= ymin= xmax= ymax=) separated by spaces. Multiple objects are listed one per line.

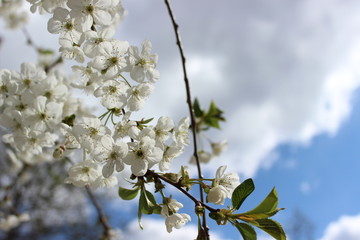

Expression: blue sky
xmin=2 ymin=0 xmax=360 ymax=239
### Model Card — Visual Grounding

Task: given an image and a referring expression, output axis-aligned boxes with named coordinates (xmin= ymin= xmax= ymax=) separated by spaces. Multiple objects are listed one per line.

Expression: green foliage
xmin=232 ymin=178 xmax=255 ymax=210
xmin=193 ymin=98 xmax=225 ymax=131
xmin=137 ymin=185 xmax=161 ymax=229
xmin=62 ymin=114 xmax=76 ymax=127
xmin=241 ymin=187 xmax=280 ymax=217
xmin=211 ymin=179 xmax=286 ymax=240
xmin=234 ymin=222 xmax=256 ymax=240
xmin=249 ymin=219 xmax=286 ymax=240
xmin=38 ymin=48 xmax=54 ymax=55
xmin=118 ymin=187 xmax=139 ymax=200
xmin=136 ymin=117 xmax=154 ymax=130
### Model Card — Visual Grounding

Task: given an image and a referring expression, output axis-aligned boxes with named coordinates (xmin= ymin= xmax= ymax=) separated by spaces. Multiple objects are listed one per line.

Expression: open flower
xmin=93 ymin=79 xmax=128 ymax=109
xmin=95 ymin=135 xmax=128 ymax=178
xmin=65 ymin=160 xmax=101 ymax=187
xmin=165 ymin=213 xmax=191 ymax=233
xmin=91 ymin=40 xmax=129 ymax=78
xmin=127 ymin=40 xmax=159 ymax=83
xmin=207 ymin=185 xmax=228 ymax=205
xmin=123 ymin=129 xmax=163 ymax=176
xmin=214 ymin=165 xmax=240 ymax=197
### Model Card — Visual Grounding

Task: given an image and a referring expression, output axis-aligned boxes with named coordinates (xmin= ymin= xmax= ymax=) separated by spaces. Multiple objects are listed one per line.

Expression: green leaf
xmin=207 ymin=101 xmax=220 ymax=116
xmin=140 ymin=189 xmax=160 ymax=215
xmin=141 ymin=117 xmax=154 ymax=124
xmin=204 ymin=116 xmax=221 ymax=129
xmin=138 ymin=191 xmax=145 ymax=229
xmin=232 ymin=178 xmax=255 ymax=210
xmin=242 ymin=187 xmax=279 ymax=216
xmin=234 ymin=222 xmax=257 ymax=240
xmin=193 ymin=98 xmax=203 ymax=118
xmin=238 ymin=208 xmax=285 ymax=221
xmin=118 ymin=187 xmax=139 ymax=200
xmin=207 ymin=101 xmax=225 ymax=120
xmin=249 ymin=219 xmax=286 ymax=240
xmin=38 ymin=49 xmax=54 ymax=55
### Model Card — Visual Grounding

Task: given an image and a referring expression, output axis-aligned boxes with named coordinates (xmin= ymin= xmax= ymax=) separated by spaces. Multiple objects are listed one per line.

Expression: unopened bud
xmin=53 ymin=146 xmax=65 ymax=159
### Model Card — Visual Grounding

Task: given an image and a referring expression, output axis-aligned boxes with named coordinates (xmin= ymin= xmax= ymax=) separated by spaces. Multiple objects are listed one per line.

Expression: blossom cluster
xmin=0 ymin=0 xmax=241 ymax=236
xmin=0 ymin=0 xmax=28 ymax=29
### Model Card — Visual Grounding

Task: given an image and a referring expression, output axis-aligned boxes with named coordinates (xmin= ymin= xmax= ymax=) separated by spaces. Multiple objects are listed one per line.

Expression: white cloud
xmin=319 ymin=214 xmax=360 ymax=240
xmin=122 ymin=217 xmax=224 ymax=240
xmin=149 ymin=0 xmax=360 ymax=177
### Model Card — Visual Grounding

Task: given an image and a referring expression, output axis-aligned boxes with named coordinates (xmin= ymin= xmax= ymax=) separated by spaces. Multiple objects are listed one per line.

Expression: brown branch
xmin=22 ymin=27 xmax=63 ymax=73
xmin=163 ymin=0 xmax=210 ymax=238
xmin=147 ymin=170 xmax=218 ymax=213
xmin=85 ymin=186 xmax=112 ymax=238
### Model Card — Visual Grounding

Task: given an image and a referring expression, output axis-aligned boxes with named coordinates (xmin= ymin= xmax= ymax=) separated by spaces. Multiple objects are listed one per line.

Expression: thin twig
xmin=147 ymin=170 xmax=218 ymax=213
xmin=85 ymin=186 xmax=112 ymax=238
xmin=22 ymin=27 xmax=63 ymax=73
xmin=163 ymin=1 xmax=209 ymax=238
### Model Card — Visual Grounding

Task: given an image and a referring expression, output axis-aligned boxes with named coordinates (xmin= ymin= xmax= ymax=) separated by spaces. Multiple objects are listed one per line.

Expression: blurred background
xmin=1 ymin=0 xmax=360 ymax=239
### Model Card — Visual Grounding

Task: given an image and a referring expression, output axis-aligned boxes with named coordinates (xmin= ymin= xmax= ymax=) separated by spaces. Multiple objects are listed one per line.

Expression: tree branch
xmin=147 ymin=170 xmax=218 ymax=213
xmin=163 ymin=0 xmax=210 ymax=238
xmin=85 ymin=186 xmax=112 ymax=239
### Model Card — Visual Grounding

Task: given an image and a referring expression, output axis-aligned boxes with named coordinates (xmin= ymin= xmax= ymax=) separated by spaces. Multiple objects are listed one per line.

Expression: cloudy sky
xmin=2 ymin=0 xmax=360 ymax=239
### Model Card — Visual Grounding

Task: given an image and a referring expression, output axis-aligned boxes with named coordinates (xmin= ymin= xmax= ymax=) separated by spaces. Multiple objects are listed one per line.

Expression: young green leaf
xmin=232 ymin=178 xmax=255 ymax=210
xmin=236 ymin=208 xmax=285 ymax=221
xmin=241 ymin=187 xmax=279 ymax=215
xmin=234 ymin=221 xmax=257 ymax=240
xmin=140 ymin=189 xmax=160 ymax=215
xmin=138 ymin=192 xmax=145 ymax=230
xmin=141 ymin=117 xmax=154 ymax=124
xmin=204 ymin=116 xmax=221 ymax=129
xmin=193 ymin=98 xmax=203 ymax=118
xmin=249 ymin=219 xmax=286 ymax=240
xmin=118 ymin=187 xmax=139 ymax=200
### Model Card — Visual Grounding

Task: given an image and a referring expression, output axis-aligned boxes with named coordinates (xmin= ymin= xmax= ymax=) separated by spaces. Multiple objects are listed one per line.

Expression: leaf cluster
xmin=210 ymin=179 xmax=286 ymax=240
xmin=193 ymin=98 xmax=225 ymax=131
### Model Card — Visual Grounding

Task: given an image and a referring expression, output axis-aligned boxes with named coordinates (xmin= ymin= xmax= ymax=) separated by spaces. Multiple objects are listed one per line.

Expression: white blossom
xmin=94 ymin=80 xmax=128 ymax=109
xmin=206 ymin=185 xmax=228 ymax=205
xmin=11 ymin=62 xmax=46 ymax=93
xmin=65 ymin=160 xmax=101 ymax=187
xmin=159 ymin=144 xmax=184 ymax=172
xmin=72 ymin=117 xmax=110 ymax=151
xmin=27 ymin=0 xmax=67 ymax=14
xmin=161 ymin=198 xmax=183 ymax=217
xmin=154 ymin=116 xmax=174 ymax=144
xmin=67 ymin=0 xmax=115 ymax=31
xmin=48 ymin=7 xmax=82 ymax=44
xmin=113 ymin=117 xmax=137 ymax=140
xmin=214 ymin=165 xmax=240 ymax=197
xmin=211 ymin=139 xmax=228 ymax=156
xmin=95 ymin=135 xmax=128 ymax=177
xmin=92 ymin=175 xmax=118 ymax=189
xmin=82 ymin=28 xmax=115 ymax=58
xmin=127 ymin=82 xmax=154 ymax=112
xmin=165 ymin=213 xmax=191 ymax=233
xmin=27 ymin=96 xmax=63 ymax=131
xmin=32 ymin=74 xmax=68 ymax=102
xmin=127 ymin=40 xmax=159 ymax=83
xmin=173 ymin=117 xmax=190 ymax=146
xmin=91 ymin=40 xmax=129 ymax=78
xmin=124 ymin=129 xmax=163 ymax=176
xmin=13 ymin=128 xmax=57 ymax=155
xmin=0 ymin=213 xmax=30 ymax=231
xmin=71 ymin=65 xmax=101 ymax=93
xmin=190 ymin=150 xmax=213 ymax=164
xmin=59 ymin=39 xmax=85 ymax=63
